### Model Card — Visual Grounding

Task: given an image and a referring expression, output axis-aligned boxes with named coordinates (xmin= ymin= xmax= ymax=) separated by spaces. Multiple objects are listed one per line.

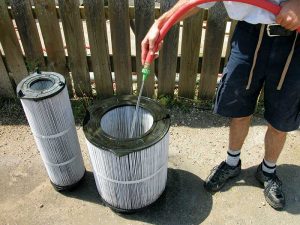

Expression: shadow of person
xmin=218 ymin=164 xmax=300 ymax=214
xmin=120 ymin=168 xmax=213 ymax=225
xmin=277 ymin=164 xmax=300 ymax=214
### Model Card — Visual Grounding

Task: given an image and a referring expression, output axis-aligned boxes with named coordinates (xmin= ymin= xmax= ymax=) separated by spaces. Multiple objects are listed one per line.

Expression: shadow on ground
xmin=121 ymin=169 xmax=212 ymax=225
xmin=62 ymin=169 xmax=213 ymax=225
xmin=221 ymin=164 xmax=300 ymax=214
xmin=62 ymin=171 xmax=104 ymax=206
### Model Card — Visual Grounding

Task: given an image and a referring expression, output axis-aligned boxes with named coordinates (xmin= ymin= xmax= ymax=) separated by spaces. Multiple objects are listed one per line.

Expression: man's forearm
xmin=156 ymin=0 xmax=200 ymax=28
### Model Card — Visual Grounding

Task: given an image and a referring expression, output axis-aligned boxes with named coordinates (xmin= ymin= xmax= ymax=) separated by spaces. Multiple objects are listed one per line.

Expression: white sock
xmin=226 ymin=149 xmax=241 ymax=167
xmin=262 ymin=159 xmax=276 ymax=174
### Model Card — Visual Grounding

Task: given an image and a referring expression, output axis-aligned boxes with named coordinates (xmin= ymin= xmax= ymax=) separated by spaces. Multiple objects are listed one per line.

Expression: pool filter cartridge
xmin=83 ymin=95 xmax=170 ymax=212
xmin=17 ymin=72 xmax=85 ymax=191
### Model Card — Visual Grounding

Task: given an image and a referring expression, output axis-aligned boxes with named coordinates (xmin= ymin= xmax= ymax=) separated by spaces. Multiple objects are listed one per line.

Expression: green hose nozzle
xmin=142 ymin=64 xmax=151 ymax=81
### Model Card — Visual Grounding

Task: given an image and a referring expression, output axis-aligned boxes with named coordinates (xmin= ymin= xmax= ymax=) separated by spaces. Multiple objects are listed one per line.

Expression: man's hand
xmin=141 ymin=21 xmax=164 ymax=65
xmin=276 ymin=0 xmax=300 ymax=31
xmin=141 ymin=0 xmax=199 ymax=65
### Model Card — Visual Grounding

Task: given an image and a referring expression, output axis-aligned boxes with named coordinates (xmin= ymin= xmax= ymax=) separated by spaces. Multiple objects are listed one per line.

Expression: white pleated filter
xmin=21 ymin=84 xmax=85 ymax=187
xmin=86 ymin=106 xmax=169 ymax=210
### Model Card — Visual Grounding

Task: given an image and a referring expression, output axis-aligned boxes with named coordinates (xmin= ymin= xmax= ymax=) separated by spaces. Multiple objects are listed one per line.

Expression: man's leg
xmin=204 ymin=21 xmax=266 ymax=192
xmin=229 ymin=116 xmax=252 ymax=150
xmin=225 ymin=116 xmax=252 ymax=167
xmin=259 ymin=30 xmax=300 ymax=210
xmin=255 ymin=124 xmax=287 ymax=209
xmin=204 ymin=116 xmax=251 ymax=192
xmin=264 ymin=124 xmax=287 ymax=163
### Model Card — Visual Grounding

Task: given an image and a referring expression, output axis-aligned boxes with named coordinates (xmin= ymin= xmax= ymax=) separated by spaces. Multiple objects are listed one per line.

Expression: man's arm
xmin=141 ymin=0 xmax=200 ymax=65
xmin=276 ymin=0 xmax=300 ymax=31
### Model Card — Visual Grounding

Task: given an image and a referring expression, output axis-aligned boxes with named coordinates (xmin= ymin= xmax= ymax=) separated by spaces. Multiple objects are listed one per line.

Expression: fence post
xmin=58 ymin=0 xmax=92 ymax=97
xmin=109 ymin=0 xmax=132 ymax=95
xmin=10 ymin=0 xmax=46 ymax=71
xmin=178 ymin=10 xmax=204 ymax=99
xmin=0 ymin=56 xmax=14 ymax=98
xmin=158 ymin=0 xmax=180 ymax=97
xmin=34 ymin=0 xmax=72 ymax=94
xmin=0 ymin=1 xmax=28 ymax=85
xmin=198 ymin=3 xmax=228 ymax=100
xmin=84 ymin=0 xmax=113 ymax=98
xmin=134 ymin=0 xmax=155 ymax=98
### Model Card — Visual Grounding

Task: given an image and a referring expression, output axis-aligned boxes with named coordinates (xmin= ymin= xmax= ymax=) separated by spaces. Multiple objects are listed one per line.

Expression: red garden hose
xmin=144 ymin=0 xmax=300 ymax=67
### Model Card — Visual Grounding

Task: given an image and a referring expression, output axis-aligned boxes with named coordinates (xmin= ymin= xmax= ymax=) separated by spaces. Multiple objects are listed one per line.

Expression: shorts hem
xmin=213 ymin=108 xmax=254 ymax=119
xmin=264 ymin=116 xmax=299 ymax=133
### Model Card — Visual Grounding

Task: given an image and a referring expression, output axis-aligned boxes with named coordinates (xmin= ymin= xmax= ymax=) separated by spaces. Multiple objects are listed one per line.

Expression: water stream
xmin=129 ymin=79 xmax=145 ymax=138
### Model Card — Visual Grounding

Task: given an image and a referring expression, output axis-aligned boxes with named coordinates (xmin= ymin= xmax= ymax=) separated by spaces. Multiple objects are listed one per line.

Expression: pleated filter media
xmin=17 ymin=72 xmax=85 ymax=190
xmin=83 ymin=96 xmax=170 ymax=212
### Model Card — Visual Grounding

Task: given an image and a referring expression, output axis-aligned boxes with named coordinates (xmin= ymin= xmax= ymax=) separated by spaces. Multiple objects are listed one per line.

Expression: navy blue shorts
xmin=214 ymin=21 xmax=300 ymax=132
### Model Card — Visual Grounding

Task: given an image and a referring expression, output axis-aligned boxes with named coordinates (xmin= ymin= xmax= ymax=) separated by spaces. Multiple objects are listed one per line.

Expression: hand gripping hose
xmin=142 ymin=0 xmax=300 ymax=80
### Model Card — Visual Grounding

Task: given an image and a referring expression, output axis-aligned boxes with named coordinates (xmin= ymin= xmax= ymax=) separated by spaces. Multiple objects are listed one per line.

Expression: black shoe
xmin=204 ymin=160 xmax=241 ymax=192
xmin=255 ymin=164 xmax=285 ymax=210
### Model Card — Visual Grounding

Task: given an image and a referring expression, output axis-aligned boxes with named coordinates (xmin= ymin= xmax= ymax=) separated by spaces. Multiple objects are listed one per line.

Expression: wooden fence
xmin=0 ymin=0 xmax=237 ymax=100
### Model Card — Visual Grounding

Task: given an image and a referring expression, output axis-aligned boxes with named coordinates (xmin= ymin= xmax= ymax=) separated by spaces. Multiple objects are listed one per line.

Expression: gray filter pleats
xmin=17 ymin=72 xmax=85 ymax=191
xmin=83 ymin=95 xmax=170 ymax=212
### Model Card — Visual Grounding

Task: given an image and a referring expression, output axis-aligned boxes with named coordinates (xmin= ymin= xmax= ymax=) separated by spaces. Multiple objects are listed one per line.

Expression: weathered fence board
xmin=134 ymin=0 xmax=155 ymax=98
xmin=198 ymin=3 xmax=228 ymax=100
xmin=178 ymin=10 xmax=204 ymax=99
xmin=0 ymin=1 xmax=27 ymax=84
xmin=0 ymin=56 xmax=15 ymax=98
xmin=8 ymin=5 xmax=162 ymax=21
xmin=108 ymin=0 xmax=132 ymax=95
xmin=58 ymin=0 xmax=91 ymax=97
xmin=33 ymin=0 xmax=71 ymax=93
xmin=84 ymin=0 xmax=113 ymax=98
xmin=10 ymin=0 xmax=45 ymax=71
xmin=158 ymin=0 xmax=180 ymax=97
xmin=1 ymin=1 xmax=234 ymax=100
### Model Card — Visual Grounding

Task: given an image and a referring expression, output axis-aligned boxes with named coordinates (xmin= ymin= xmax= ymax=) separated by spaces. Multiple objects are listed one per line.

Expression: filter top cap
xmin=17 ymin=72 xmax=66 ymax=100
xmin=83 ymin=95 xmax=171 ymax=157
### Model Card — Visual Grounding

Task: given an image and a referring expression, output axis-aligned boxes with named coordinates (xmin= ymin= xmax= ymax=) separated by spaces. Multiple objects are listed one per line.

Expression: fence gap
xmin=224 ymin=20 xmax=237 ymax=65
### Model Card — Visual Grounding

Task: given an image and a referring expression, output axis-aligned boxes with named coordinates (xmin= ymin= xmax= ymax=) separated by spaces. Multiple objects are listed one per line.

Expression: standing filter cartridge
xmin=17 ymin=72 xmax=85 ymax=191
xmin=83 ymin=95 xmax=170 ymax=212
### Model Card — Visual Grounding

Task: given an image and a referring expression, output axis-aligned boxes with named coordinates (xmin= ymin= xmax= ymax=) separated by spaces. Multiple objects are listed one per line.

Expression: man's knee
xmin=231 ymin=116 xmax=252 ymax=124
xmin=267 ymin=124 xmax=287 ymax=137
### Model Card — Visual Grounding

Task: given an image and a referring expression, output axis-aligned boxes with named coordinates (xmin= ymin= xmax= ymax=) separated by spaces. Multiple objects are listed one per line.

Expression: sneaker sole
xmin=265 ymin=196 xmax=285 ymax=210
xmin=255 ymin=173 xmax=285 ymax=210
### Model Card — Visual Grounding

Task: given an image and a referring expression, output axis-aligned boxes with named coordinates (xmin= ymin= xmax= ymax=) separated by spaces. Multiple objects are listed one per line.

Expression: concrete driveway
xmin=0 ymin=104 xmax=299 ymax=225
